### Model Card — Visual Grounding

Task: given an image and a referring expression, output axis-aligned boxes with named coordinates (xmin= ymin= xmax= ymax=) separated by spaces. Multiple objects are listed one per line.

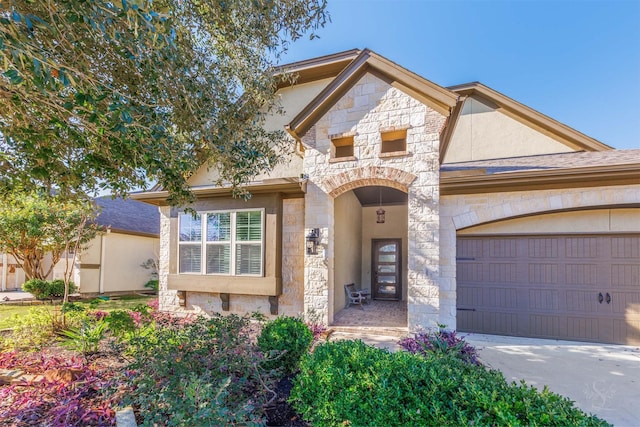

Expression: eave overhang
xmin=440 ymin=163 xmax=640 ymax=195
xmin=274 ymin=49 xmax=361 ymax=89
xmin=286 ymin=49 xmax=459 ymax=140
xmin=130 ymin=177 xmax=307 ymax=206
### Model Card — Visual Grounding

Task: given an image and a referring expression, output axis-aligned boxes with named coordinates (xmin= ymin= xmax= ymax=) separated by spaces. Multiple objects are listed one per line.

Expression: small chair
xmin=344 ymin=283 xmax=366 ymax=310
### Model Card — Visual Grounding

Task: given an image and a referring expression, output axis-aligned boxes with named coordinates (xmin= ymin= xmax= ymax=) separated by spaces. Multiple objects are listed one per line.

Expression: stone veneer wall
xmin=157 ymin=199 xmax=305 ymax=317
xmin=301 ymin=73 xmax=447 ymax=328
xmin=439 ymin=184 xmax=640 ymax=329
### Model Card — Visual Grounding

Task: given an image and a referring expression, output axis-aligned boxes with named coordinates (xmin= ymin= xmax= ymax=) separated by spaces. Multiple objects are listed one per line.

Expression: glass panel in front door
xmin=373 ymin=240 xmax=401 ymax=300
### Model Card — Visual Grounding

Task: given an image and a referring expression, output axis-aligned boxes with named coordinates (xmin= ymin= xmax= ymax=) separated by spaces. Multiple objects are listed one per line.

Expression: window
xmin=178 ymin=210 xmax=264 ymax=276
xmin=331 ymin=135 xmax=354 ymax=159
xmin=380 ymin=129 xmax=407 ymax=154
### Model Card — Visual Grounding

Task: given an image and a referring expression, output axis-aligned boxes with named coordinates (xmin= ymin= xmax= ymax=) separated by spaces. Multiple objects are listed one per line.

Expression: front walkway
xmin=0 ymin=290 xmax=34 ymax=302
xmin=332 ymin=299 xmax=407 ymax=328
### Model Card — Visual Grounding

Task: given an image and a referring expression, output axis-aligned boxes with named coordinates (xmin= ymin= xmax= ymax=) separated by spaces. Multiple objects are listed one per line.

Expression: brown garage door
xmin=457 ymin=235 xmax=640 ymax=345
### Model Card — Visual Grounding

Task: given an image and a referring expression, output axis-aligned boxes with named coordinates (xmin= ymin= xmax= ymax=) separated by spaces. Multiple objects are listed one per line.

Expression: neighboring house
xmin=1 ymin=197 xmax=160 ymax=295
xmin=133 ymin=49 xmax=640 ymax=344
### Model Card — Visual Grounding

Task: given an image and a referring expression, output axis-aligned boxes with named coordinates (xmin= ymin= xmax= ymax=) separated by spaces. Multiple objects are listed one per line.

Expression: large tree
xmin=0 ymin=0 xmax=328 ymax=205
xmin=0 ymin=191 xmax=99 ymax=288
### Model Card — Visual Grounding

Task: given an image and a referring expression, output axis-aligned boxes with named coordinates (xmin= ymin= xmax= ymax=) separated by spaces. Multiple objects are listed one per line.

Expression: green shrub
xmin=22 ymin=279 xmax=49 ymax=299
xmin=290 ymin=340 xmax=610 ymax=427
xmin=143 ymin=279 xmax=159 ymax=292
xmin=48 ymin=279 xmax=76 ymax=297
xmin=0 ymin=308 xmax=57 ymax=350
xmin=61 ymin=319 xmax=108 ymax=356
xmin=257 ymin=316 xmax=313 ymax=374
xmin=105 ymin=309 xmax=137 ymax=339
xmin=23 ymin=279 xmax=76 ymax=299
xmin=120 ymin=314 xmax=273 ymax=426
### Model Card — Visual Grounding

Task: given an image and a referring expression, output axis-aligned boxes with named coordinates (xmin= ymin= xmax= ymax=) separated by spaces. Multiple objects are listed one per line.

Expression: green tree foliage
xmin=0 ymin=0 xmax=329 ymax=205
xmin=0 ymin=192 xmax=99 ymax=290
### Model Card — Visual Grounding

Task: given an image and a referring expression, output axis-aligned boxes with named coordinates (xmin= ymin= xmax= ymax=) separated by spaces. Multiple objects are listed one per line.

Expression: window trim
xmin=380 ymin=129 xmax=407 ymax=154
xmin=331 ymin=135 xmax=355 ymax=159
xmin=178 ymin=208 xmax=265 ymax=277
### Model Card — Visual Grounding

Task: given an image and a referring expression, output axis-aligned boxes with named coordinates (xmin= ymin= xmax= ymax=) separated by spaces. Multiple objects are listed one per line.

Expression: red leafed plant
xmin=0 ymin=351 xmax=117 ymax=426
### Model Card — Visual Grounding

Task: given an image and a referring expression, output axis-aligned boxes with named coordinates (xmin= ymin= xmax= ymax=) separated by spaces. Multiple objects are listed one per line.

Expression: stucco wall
xmin=101 ymin=233 xmax=158 ymax=293
xmin=361 ymin=205 xmax=408 ymax=301
xmin=333 ymin=191 xmax=363 ymax=317
xmin=74 ymin=233 xmax=159 ymax=294
xmin=439 ymin=184 xmax=640 ymax=329
xmin=302 ymin=72 xmax=446 ymax=328
xmin=458 ymin=208 xmax=640 ymax=235
xmin=444 ymin=96 xmax=573 ymax=163
xmin=187 ymin=78 xmax=333 ymax=186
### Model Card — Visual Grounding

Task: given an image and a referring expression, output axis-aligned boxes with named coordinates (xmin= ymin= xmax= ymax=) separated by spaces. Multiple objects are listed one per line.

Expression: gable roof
xmin=94 ymin=197 xmax=159 ymax=237
xmin=275 ymin=49 xmax=361 ymax=89
xmin=285 ymin=49 xmax=460 ymax=140
xmin=441 ymin=149 xmax=640 ymax=195
xmin=442 ymin=82 xmax=612 ymax=161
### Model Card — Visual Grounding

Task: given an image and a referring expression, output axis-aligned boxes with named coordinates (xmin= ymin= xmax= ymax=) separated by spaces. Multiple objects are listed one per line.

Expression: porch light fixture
xmin=377 ymin=188 xmax=386 ymax=224
xmin=306 ymin=228 xmax=320 ymax=255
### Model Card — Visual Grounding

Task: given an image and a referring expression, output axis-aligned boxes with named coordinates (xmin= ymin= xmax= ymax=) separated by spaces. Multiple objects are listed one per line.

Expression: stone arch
xmin=323 ymin=166 xmax=417 ymax=198
xmin=451 ymin=185 xmax=640 ymax=231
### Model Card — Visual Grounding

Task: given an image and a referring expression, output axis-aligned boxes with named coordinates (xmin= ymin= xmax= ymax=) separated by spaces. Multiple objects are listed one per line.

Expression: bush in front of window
xmin=258 ymin=316 xmax=313 ymax=375
xmin=23 ymin=278 xmax=76 ymax=300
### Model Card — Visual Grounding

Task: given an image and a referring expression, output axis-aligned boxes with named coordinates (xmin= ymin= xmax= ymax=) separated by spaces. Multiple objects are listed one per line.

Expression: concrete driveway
xmin=464 ymin=334 xmax=640 ymax=426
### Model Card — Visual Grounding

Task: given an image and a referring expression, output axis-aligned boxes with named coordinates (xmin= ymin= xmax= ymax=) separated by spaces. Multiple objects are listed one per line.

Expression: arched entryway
xmin=331 ymin=185 xmax=408 ymax=328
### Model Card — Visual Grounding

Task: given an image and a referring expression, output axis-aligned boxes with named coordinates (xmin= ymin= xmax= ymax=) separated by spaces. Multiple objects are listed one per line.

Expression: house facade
xmin=1 ymin=197 xmax=160 ymax=296
xmin=135 ymin=49 xmax=640 ymax=345
xmin=71 ymin=197 xmax=160 ymax=296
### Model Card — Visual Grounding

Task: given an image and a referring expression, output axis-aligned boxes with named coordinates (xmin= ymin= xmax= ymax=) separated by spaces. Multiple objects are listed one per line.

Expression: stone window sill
xmin=329 ymin=156 xmax=357 ymax=163
xmin=379 ymin=151 xmax=411 ymax=159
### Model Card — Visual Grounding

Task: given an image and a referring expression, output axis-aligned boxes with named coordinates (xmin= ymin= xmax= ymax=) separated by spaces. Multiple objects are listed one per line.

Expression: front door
xmin=372 ymin=239 xmax=401 ymax=300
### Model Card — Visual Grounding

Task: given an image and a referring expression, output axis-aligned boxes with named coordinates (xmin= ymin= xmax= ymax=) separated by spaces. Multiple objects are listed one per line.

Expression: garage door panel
xmin=528 ymin=238 xmax=558 ymax=258
xmin=458 ymin=234 xmax=640 ymax=345
xmin=489 ymin=263 xmax=517 ymax=283
xmin=527 ymin=288 xmax=560 ymax=311
xmin=529 ymin=314 xmax=564 ymax=338
xmin=565 ymin=237 xmax=599 ymax=258
xmin=565 ymin=290 xmax=601 ymax=313
xmin=468 ymin=311 xmax=518 ymax=335
xmin=611 ymin=264 xmax=640 ymax=288
xmin=489 ymin=239 xmax=518 ymax=258
xmin=528 ymin=263 xmax=558 ymax=284
xmin=611 ymin=237 xmax=640 ymax=259
xmin=458 ymin=262 xmax=483 ymax=282
xmin=566 ymin=316 xmax=602 ymax=341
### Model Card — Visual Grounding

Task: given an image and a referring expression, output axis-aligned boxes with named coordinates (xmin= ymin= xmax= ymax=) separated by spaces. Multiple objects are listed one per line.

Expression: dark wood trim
xmin=274 ymin=49 xmax=360 ymax=89
xmin=439 ymin=95 xmax=467 ymax=164
xmin=131 ymin=178 xmax=305 ymax=206
xmin=441 ymin=163 xmax=640 ymax=195
xmin=168 ymin=274 xmax=282 ymax=296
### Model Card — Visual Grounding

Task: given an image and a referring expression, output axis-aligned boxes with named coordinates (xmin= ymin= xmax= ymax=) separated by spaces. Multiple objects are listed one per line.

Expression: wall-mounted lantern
xmin=376 ymin=187 xmax=386 ymax=224
xmin=306 ymin=228 xmax=320 ymax=255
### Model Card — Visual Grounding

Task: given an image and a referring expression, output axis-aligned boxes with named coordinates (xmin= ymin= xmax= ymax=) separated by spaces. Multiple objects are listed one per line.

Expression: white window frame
xmin=178 ymin=208 xmax=265 ymax=277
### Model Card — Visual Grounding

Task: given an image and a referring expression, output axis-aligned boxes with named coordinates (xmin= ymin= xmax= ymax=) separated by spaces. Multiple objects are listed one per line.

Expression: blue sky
xmin=280 ymin=0 xmax=640 ymax=150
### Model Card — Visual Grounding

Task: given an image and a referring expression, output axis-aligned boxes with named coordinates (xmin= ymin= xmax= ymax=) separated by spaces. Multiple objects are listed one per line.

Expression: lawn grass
xmin=0 ymin=294 xmax=156 ymax=329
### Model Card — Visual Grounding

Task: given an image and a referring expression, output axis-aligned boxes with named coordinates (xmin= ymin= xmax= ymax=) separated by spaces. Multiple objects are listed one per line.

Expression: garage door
xmin=457 ymin=235 xmax=640 ymax=345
